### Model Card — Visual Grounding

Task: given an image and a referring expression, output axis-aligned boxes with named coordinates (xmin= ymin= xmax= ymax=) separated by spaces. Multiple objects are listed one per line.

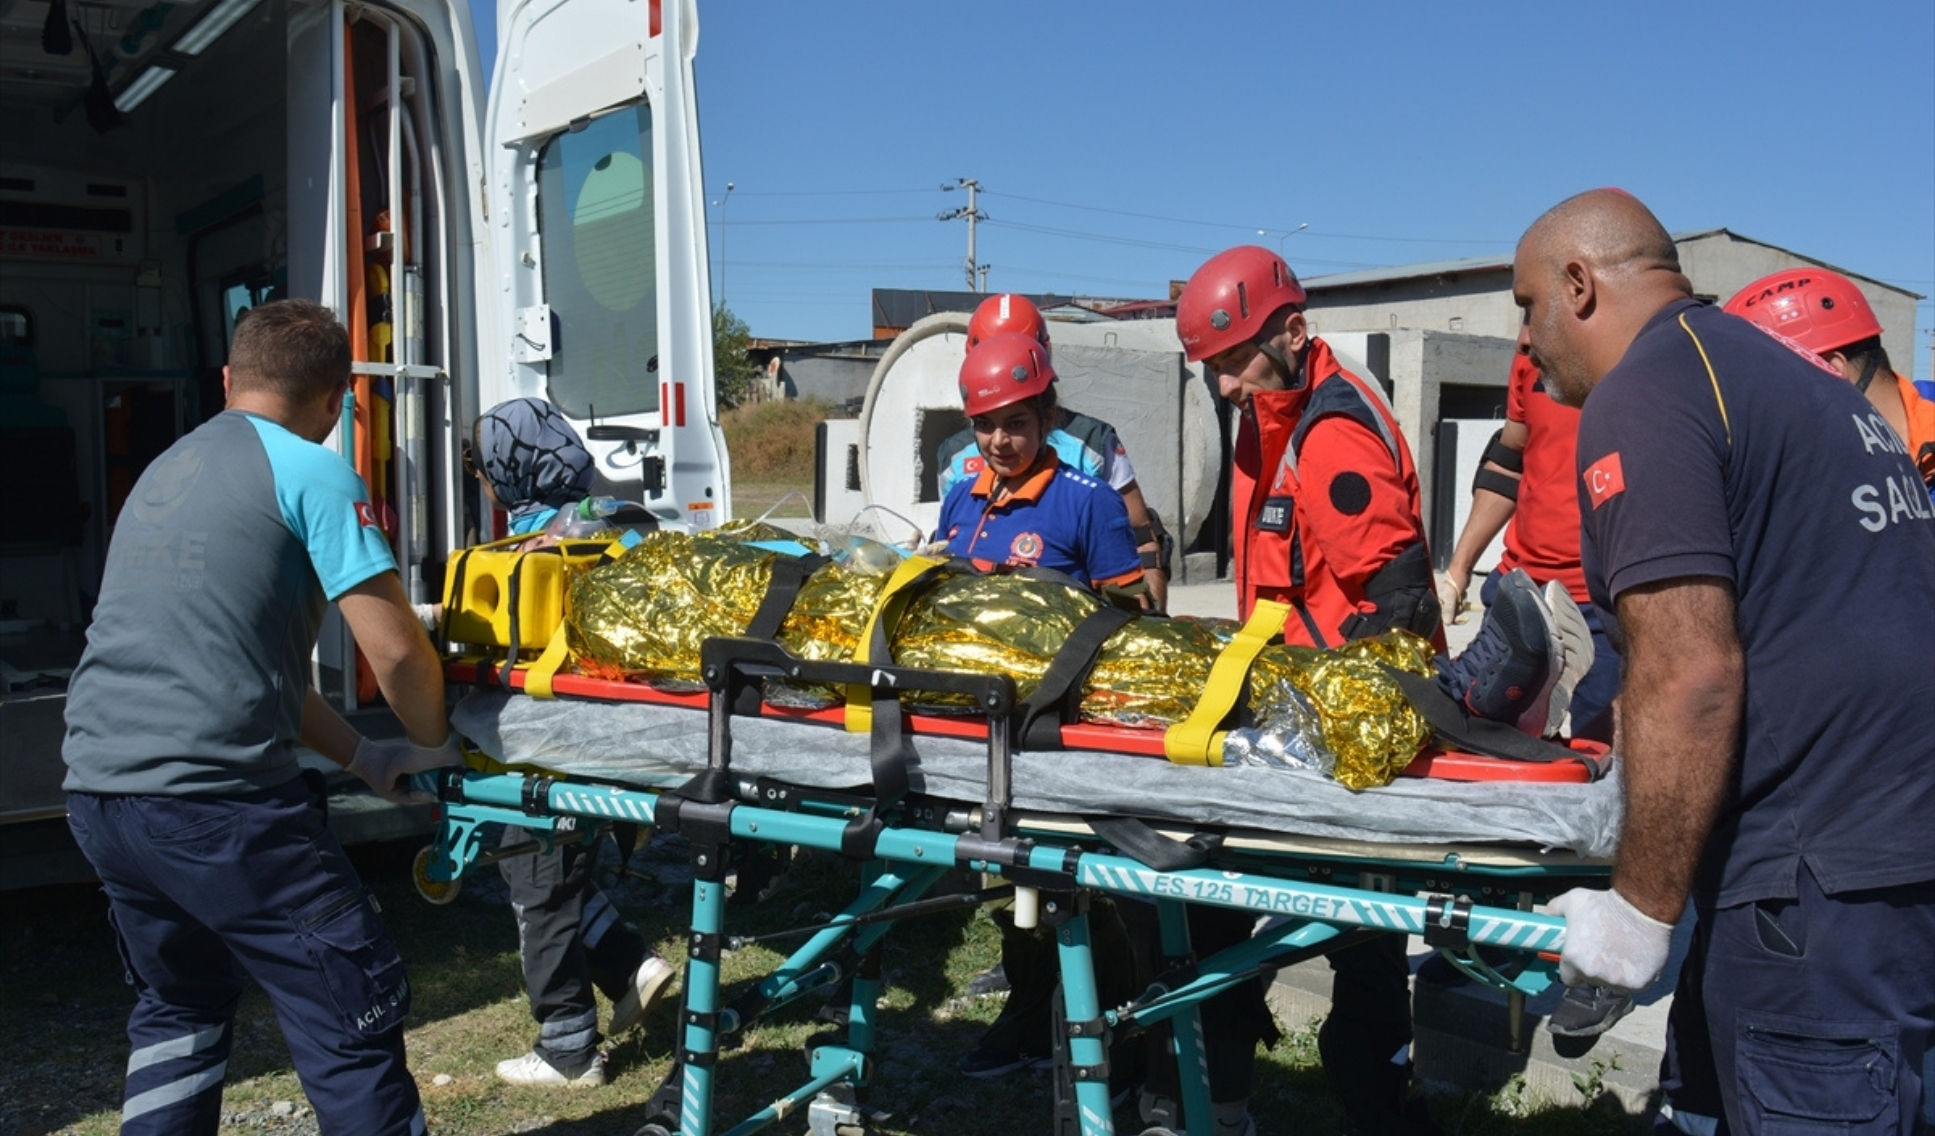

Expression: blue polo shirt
xmin=934 ymin=453 xmax=1142 ymax=589
xmin=1576 ymin=299 xmax=1935 ymax=905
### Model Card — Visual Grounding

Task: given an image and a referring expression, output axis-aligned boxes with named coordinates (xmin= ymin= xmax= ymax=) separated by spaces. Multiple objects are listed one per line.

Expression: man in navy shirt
xmin=1515 ymin=189 xmax=1935 ymax=1136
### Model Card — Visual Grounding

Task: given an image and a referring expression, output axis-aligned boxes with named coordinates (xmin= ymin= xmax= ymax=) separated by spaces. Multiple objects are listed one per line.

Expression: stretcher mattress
xmin=452 ymin=690 xmax=1623 ymax=857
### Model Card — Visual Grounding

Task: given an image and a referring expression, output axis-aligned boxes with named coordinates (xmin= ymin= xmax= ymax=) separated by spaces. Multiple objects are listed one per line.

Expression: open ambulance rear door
xmin=477 ymin=0 xmax=728 ymax=531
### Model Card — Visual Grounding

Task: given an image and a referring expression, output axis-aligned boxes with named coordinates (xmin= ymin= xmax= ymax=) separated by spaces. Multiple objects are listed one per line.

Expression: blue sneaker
xmin=1436 ymin=569 xmax=1557 ymax=734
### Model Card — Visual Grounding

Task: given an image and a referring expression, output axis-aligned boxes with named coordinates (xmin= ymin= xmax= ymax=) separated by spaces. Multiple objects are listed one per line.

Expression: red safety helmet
xmin=959 ymin=333 xmax=1056 ymax=418
xmin=1175 ymin=245 xmax=1308 ymax=362
xmin=966 ymin=293 xmax=1050 ymax=350
xmin=1723 ymin=268 xmax=1881 ymax=356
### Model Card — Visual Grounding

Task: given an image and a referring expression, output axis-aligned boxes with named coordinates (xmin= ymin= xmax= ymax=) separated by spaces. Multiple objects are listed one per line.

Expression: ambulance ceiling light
xmin=173 ymin=0 xmax=263 ymax=55
xmin=113 ymin=64 xmax=176 ymax=112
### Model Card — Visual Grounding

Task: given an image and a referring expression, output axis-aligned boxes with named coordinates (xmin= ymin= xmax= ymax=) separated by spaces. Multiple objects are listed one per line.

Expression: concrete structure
xmin=851 ymin=313 xmax=1225 ymax=578
xmin=1302 ymin=229 xmax=1920 ymax=377
xmin=748 ymin=338 xmax=891 ymax=411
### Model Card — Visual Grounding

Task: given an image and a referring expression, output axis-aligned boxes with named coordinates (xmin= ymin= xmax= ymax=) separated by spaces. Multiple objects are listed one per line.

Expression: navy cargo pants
xmin=1688 ymin=867 xmax=1934 ymax=1136
xmin=67 ymin=777 xmax=425 ymax=1136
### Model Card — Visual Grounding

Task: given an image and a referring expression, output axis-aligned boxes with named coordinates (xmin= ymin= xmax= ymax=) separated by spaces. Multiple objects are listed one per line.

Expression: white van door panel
xmin=482 ymin=0 xmax=727 ymax=529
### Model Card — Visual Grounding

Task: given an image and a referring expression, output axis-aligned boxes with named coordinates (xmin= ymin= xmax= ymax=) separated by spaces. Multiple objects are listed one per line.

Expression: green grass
xmin=3 ymin=839 xmax=1648 ymax=1136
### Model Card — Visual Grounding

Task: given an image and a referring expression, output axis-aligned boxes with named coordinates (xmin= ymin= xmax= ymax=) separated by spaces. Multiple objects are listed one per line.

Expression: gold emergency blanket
xmin=566 ymin=525 xmax=885 ymax=687
xmin=564 ymin=529 xmax=1435 ymax=787
xmin=1250 ymin=634 xmax=1436 ymax=790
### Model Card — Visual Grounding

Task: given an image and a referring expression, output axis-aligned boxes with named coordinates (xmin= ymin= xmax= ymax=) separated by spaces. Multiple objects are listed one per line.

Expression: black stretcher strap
xmin=1015 ymin=604 xmax=1138 ymax=750
xmin=744 ymin=553 xmax=830 ymax=641
xmin=733 ymin=552 xmax=831 ymax=715
xmin=840 ymin=691 xmax=916 ymax=859
xmin=1087 ymin=816 xmax=1225 ymax=872
xmin=1386 ymin=668 xmax=1609 ymax=779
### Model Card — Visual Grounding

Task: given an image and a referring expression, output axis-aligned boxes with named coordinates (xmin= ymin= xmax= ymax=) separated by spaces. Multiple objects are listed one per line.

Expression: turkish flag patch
xmin=355 ymin=501 xmax=380 ymax=528
xmin=1584 ymin=452 xmax=1626 ymax=510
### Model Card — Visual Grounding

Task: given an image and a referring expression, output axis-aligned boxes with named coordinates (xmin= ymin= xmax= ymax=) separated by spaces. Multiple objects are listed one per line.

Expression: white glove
xmin=1547 ymin=886 xmax=1676 ymax=993
xmin=1435 ymin=572 xmax=1468 ymax=625
xmin=348 ymin=735 xmax=464 ymax=805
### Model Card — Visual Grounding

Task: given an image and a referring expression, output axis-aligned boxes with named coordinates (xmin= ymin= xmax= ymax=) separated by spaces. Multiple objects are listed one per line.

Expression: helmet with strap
xmin=1176 ymin=245 xmax=1308 ymax=363
xmin=960 ymin=333 xmax=1056 ymax=418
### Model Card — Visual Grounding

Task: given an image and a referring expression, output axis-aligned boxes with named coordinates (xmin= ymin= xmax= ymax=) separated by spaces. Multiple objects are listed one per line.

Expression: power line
xmin=982 ymin=189 xmax=1508 ymax=246
xmin=727 ymin=187 xmax=940 ymax=197
xmin=983 ymin=218 xmax=1382 ymax=269
xmin=721 ymin=216 xmax=935 ymax=226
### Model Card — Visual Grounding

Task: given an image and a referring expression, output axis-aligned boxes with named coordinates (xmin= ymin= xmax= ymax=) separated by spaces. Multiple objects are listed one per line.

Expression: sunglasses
xmin=461 ymin=444 xmax=479 ymax=476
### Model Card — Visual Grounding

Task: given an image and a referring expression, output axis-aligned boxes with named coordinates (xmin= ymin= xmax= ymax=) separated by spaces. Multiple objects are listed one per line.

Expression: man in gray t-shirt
xmin=62 ymin=300 xmax=459 ymax=1136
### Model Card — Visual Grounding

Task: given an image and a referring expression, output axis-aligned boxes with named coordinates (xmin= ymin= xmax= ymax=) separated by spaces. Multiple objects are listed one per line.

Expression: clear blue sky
xmin=474 ymin=0 xmax=1935 ymax=378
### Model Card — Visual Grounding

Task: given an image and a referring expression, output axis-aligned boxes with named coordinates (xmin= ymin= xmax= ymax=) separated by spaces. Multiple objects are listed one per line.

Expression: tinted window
xmin=537 ymin=104 xmax=658 ymax=418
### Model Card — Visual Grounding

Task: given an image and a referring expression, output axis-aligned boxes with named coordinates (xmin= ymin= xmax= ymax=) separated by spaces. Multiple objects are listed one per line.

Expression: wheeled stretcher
xmin=419 ymin=638 xmax=1613 ymax=1136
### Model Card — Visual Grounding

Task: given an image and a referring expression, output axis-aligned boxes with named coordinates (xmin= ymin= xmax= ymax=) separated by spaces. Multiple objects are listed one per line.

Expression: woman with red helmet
xmin=932 ymin=333 xmax=1147 ymax=596
xmin=935 ymin=333 xmax=1149 ymax=1088
xmin=938 ymin=292 xmax=1175 ymax=608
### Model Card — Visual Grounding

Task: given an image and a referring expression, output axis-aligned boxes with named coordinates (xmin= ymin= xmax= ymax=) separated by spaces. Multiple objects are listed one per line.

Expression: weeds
xmin=1572 ymin=1054 xmax=1623 ymax=1106
xmin=721 ymin=397 xmax=832 ymax=484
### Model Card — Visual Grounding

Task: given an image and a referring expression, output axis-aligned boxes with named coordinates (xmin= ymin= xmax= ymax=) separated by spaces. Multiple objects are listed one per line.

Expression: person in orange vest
xmin=1724 ymin=267 xmax=1935 ymax=500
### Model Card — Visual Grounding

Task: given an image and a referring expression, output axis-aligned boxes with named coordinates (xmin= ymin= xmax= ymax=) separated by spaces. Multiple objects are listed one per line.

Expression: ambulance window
xmin=537 ymin=104 xmax=658 ymax=418
xmin=0 ymin=307 xmax=29 ymax=346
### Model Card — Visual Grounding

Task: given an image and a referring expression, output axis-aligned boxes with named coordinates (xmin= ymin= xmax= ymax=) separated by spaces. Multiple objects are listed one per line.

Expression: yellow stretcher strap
xmin=523 ymin=618 xmax=573 ymax=699
xmin=846 ymin=555 xmax=947 ymax=734
xmin=1163 ymin=599 xmax=1289 ymax=766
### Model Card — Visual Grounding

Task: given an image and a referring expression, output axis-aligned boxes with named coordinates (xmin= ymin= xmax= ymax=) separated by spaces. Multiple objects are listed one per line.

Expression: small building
xmin=1301 ymin=229 xmax=1919 ymax=376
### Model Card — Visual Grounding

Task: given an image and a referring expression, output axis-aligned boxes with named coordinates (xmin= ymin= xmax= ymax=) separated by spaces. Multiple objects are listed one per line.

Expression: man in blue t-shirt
xmin=62 ymin=300 xmax=461 ymax=1135
xmin=1515 ymin=190 xmax=1935 ymax=1136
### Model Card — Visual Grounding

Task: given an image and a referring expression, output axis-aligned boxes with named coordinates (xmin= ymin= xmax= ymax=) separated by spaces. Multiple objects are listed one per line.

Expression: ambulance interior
xmin=1 ymin=0 xmax=476 ymax=824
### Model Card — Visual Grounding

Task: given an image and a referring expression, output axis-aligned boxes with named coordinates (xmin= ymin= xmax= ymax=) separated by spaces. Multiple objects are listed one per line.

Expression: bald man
xmin=1514 ymin=190 xmax=1935 ymax=1136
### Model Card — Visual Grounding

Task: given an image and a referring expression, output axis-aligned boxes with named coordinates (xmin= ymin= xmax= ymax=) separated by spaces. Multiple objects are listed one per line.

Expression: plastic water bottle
xmin=544 ymin=496 xmax=629 ymax=540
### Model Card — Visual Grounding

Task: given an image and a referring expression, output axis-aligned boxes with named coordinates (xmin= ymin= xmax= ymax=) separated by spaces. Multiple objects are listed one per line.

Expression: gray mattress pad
xmin=452 ymin=689 xmax=1623 ymax=859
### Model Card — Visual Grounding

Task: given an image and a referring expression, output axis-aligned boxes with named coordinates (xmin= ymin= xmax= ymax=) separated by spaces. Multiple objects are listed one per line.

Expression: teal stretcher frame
xmin=417 ymin=638 xmax=1602 ymax=1136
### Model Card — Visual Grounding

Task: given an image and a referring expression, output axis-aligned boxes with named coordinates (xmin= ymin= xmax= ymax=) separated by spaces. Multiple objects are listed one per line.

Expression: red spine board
xmin=445 ymin=660 xmax=1601 ymax=784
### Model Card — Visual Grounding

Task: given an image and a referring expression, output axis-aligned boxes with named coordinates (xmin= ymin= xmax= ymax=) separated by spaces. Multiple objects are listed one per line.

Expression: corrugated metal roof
xmin=870 ymin=289 xmax=1072 ymax=329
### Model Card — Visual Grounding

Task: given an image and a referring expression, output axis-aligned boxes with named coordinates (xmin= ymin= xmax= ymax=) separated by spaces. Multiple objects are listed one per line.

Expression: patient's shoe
xmin=495 ymin=1049 xmax=607 ymax=1087
xmin=610 ymin=953 xmax=677 ymax=1037
xmin=1538 ymin=580 xmax=1595 ymax=738
xmin=1435 ymin=569 xmax=1556 ymax=734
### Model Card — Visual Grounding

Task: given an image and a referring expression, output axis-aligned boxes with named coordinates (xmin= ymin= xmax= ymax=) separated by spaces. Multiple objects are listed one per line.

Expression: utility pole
xmin=938 ymin=177 xmax=987 ymax=291
xmin=711 ymin=181 xmax=735 ymax=307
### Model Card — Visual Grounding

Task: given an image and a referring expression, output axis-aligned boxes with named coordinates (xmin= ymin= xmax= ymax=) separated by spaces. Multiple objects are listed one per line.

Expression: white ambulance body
xmin=0 ymin=0 xmax=725 ymax=870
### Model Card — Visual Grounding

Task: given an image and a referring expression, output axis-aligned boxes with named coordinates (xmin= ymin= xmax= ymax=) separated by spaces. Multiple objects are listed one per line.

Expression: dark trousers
xmin=498 ymin=822 xmax=647 ymax=1066
xmin=978 ymin=897 xmax=1143 ymax=1068
xmin=1132 ymin=906 xmax=1409 ymax=1114
xmin=68 ymin=781 xmax=424 ymax=1136
xmin=1478 ymin=571 xmax=1620 ymax=742
xmin=1683 ymin=869 xmax=1934 ymax=1136
xmin=1657 ymin=905 xmax=1730 ymax=1135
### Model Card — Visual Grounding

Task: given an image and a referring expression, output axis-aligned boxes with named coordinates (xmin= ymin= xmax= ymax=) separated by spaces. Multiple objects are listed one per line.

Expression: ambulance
xmin=0 ymin=0 xmax=728 ymax=880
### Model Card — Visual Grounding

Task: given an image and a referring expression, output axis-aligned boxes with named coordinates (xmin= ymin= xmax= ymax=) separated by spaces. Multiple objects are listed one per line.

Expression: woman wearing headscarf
xmin=467 ymin=398 xmax=676 ymax=1086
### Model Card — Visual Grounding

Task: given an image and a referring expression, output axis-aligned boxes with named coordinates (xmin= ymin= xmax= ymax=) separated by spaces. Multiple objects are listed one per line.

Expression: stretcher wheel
xmin=412 ymin=845 xmax=461 ymax=905
xmin=630 ymin=1126 xmax=673 ymax=1136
